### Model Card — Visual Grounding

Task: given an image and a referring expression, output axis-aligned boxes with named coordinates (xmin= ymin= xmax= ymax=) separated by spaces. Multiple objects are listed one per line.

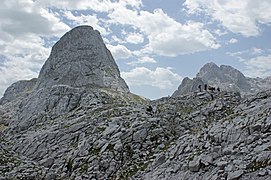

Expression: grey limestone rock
xmin=35 ymin=25 xmax=129 ymax=92
xmin=1 ymin=26 xmax=133 ymax=132
xmin=172 ymin=62 xmax=256 ymax=97
xmin=172 ymin=77 xmax=204 ymax=97
xmin=1 ymin=26 xmax=271 ymax=180
xmin=188 ymin=156 xmax=201 ymax=172
xmin=0 ymin=78 xmax=37 ymax=105
xmin=227 ymin=170 xmax=244 ymax=180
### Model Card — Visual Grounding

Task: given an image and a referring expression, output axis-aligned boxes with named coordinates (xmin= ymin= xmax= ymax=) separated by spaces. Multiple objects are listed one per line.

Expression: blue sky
xmin=0 ymin=0 xmax=271 ymax=99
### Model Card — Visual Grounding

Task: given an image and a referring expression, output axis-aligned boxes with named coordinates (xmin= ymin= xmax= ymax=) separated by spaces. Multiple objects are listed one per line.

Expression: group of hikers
xmin=198 ymin=84 xmax=220 ymax=93
xmin=146 ymin=84 xmax=222 ymax=116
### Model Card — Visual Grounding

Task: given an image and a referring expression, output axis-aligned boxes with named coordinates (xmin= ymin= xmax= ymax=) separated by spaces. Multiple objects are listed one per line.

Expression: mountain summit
xmin=0 ymin=26 xmax=134 ymax=131
xmin=35 ymin=25 xmax=129 ymax=92
xmin=197 ymin=62 xmax=250 ymax=90
xmin=173 ymin=62 xmax=252 ymax=97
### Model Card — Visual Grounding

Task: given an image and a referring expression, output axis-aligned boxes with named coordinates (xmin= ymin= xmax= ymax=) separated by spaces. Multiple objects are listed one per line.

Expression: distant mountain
xmin=172 ymin=62 xmax=269 ymax=97
xmin=247 ymin=76 xmax=271 ymax=92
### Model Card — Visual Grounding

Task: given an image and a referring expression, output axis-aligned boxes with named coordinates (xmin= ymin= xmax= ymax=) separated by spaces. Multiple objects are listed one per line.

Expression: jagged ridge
xmin=172 ymin=62 xmax=270 ymax=97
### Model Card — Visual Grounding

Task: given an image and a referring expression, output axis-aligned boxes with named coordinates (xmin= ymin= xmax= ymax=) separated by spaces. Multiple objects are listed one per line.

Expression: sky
xmin=0 ymin=0 xmax=271 ymax=99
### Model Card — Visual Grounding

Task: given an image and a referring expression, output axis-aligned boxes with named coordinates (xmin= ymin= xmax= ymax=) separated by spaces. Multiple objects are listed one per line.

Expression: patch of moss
xmin=89 ymin=147 xmax=100 ymax=156
xmin=187 ymin=155 xmax=194 ymax=161
xmin=124 ymin=144 xmax=134 ymax=157
xmin=0 ymin=124 xmax=8 ymax=132
xmin=130 ymin=93 xmax=147 ymax=103
xmin=150 ymin=135 xmax=159 ymax=142
xmin=124 ymin=165 xmax=138 ymax=178
xmin=70 ymin=142 xmax=78 ymax=148
xmin=80 ymin=163 xmax=89 ymax=173
xmin=66 ymin=158 xmax=74 ymax=173
xmin=247 ymin=159 xmax=271 ymax=172
xmin=107 ymin=143 xmax=115 ymax=152
xmin=97 ymin=126 xmax=106 ymax=132
xmin=180 ymin=106 xmax=194 ymax=114
xmin=139 ymin=161 xmax=150 ymax=172
xmin=266 ymin=146 xmax=271 ymax=151
xmin=161 ymin=142 xmax=171 ymax=152
xmin=125 ymin=121 xmax=131 ymax=128
xmin=225 ymin=108 xmax=234 ymax=116
xmin=191 ymin=126 xmax=201 ymax=134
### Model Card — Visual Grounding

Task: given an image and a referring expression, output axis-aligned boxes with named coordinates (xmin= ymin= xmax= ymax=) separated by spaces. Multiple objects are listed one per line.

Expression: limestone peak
xmin=35 ymin=25 xmax=129 ymax=92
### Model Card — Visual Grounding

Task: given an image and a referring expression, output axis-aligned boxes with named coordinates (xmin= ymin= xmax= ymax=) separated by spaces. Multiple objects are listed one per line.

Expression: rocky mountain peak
xmin=197 ymin=62 xmax=227 ymax=83
xmin=0 ymin=78 xmax=37 ymax=105
xmin=200 ymin=62 xmax=219 ymax=70
xmin=35 ymin=25 xmax=129 ymax=92
xmin=173 ymin=62 xmax=253 ymax=97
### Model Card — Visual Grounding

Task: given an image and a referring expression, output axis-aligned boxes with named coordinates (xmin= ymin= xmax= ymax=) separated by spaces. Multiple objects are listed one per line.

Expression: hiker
xmin=211 ymin=94 xmax=214 ymax=100
xmin=204 ymin=84 xmax=208 ymax=91
xmin=146 ymin=105 xmax=153 ymax=115
xmin=198 ymin=85 xmax=202 ymax=92
xmin=217 ymin=87 xmax=220 ymax=92
xmin=208 ymin=86 xmax=215 ymax=92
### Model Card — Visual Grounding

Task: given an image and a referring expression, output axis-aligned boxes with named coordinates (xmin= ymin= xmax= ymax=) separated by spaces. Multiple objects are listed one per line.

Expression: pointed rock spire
xmin=35 ymin=25 xmax=129 ymax=92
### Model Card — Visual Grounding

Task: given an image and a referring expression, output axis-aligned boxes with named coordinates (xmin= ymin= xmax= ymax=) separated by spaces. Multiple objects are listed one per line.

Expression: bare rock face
xmin=173 ymin=62 xmax=252 ymax=97
xmin=0 ymin=26 xmax=131 ymax=131
xmin=172 ymin=77 xmax=204 ymax=97
xmin=0 ymin=78 xmax=37 ymax=105
xmin=197 ymin=63 xmax=251 ymax=91
xmin=35 ymin=25 xmax=129 ymax=92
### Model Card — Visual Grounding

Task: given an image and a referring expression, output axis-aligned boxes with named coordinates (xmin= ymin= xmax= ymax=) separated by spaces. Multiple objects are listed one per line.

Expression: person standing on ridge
xmin=204 ymin=84 xmax=208 ymax=91
xmin=198 ymin=85 xmax=202 ymax=92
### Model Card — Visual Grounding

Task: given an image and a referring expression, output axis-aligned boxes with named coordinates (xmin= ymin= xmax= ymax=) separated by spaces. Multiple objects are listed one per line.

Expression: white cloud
xmin=110 ymin=31 xmax=144 ymax=44
xmin=127 ymin=56 xmax=157 ymax=65
xmin=229 ymin=38 xmax=238 ymax=44
xmin=109 ymin=8 xmax=220 ymax=56
xmin=121 ymin=67 xmax=182 ymax=89
xmin=0 ymin=34 xmax=51 ymax=96
xmin=214 ymin=29 xmax=228 ymax=36
xmin=184 ymin=0 xmax=271 ymax=37
xmin=251 ymin=47 xmax=264 ymax=55
xmin=125 ymin=32 xmax=144 ymax=44
xmin=227 ymin=51 xmax=244 ymax=57
xmin=244 ymin=54 xmax=271 ymax=77
xmin=63 ymin=11 xmax=108 ymax=35
xmin=111 ymin=35 xmax=126 ymax=44
xmin=227 ymin=47 xmax=265 ymax=58
xmin=106 ymin=44 xmax=132 ymax=59
xmin=0 ymin=0 xmax=70 ymax=96
xmin=37 ymin=0 xmax=142 ymax=12
xmin=0 ymin=0 xmax=69 ymax=37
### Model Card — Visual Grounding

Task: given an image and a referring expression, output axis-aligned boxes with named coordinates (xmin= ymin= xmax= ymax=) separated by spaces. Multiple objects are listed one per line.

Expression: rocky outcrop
xmin=0 ymin=78 xmax=37 ymax=105
xmin=35 ymin=25 xmax=129 ymax=92
xmin=247 ymin=76 xmax=271 ymax=93
xmin=1 ymin=87 xmax=271 ymax=179
xmin=0 ymin=26 xmax=132 ymax=132
xmin=172 ymin=77 xmax=204 ymax=96
xmin=139 ymin=90 xmax=271 ymax=179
